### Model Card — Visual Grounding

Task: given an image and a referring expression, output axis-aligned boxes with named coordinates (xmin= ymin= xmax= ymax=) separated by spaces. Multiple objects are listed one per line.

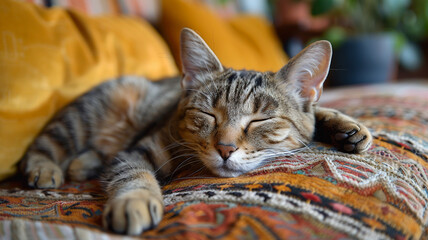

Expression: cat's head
xmin=176 ymin=28 xmax=332 ymax=177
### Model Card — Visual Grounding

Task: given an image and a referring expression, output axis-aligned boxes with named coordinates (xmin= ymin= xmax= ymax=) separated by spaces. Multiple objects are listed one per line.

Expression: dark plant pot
xmin=327 ymin=34 xmax=395 ymax=86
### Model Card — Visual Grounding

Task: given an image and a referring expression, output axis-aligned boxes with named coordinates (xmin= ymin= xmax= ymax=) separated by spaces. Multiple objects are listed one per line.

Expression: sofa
xmin=0 ymin=0 xmax=427 ymax=239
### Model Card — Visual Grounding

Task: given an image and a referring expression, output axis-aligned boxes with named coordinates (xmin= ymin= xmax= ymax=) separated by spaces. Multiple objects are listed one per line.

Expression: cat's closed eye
xmin=244 ymin=118 xmax=274 ymax=134
xmin=185 ymin=110 xmax=215 ymax=132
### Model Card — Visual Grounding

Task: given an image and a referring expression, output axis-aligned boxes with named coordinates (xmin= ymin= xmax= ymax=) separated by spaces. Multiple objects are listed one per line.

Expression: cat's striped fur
xmin=19 ymin=28 xmax=372 ymax=235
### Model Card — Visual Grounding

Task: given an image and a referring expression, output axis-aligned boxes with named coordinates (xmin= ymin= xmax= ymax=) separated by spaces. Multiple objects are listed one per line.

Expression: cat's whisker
xmin=257 ymin=147 xmax=306 ymax=157
xmin=110 ymin=156 xmax=141 ymax=172
xmin=296 ymin=138 xmax=311 ymax=150
xmin=167 ymin=123 xmax=185 ymax=148
xmin=159 ymin=152 xmax=197 ymax=163
xmin=188 ymin=165 xmax=207 ymax=176
xmin=160 ymin=142 xmax=196 ymax=153
xmin=246 ymin=147 xmax=307 ymax=166
xmin=165 ymin=148 xmax=190 ymax=156
xmin=172 ymin=176 xmax=217 ymax=181
xmin=154 ymin=153 xmax=198 ymax=174
xmin=167 ymin=157 xmax=202 ymax=182
xmin=160 ymin=142 xmax=186 ymax=152
xmin=166 ymin=124 xmax=201 ymax=153
xmin=270 ymin=149 xmax=304 ymax=157
xmin=170 ymin=158 xmax=200 ymax=177
xmin=172 ymin=157 xmax=199 ymax=172
xmin=166 ymin=131 xmax=193 ymax=149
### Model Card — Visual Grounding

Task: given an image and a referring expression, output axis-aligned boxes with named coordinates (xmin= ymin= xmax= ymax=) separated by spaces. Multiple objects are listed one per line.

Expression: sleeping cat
xmin=19 ymin=28 xmax=372 ymax=235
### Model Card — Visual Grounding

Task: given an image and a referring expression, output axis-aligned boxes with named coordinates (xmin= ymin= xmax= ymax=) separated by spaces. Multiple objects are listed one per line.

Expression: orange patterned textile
xmin=0 ymin=83 xmax=427 ymax=239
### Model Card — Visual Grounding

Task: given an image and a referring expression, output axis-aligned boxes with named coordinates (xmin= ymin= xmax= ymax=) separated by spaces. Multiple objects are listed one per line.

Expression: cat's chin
xmin=210 ymin=166 xmax=244 ymax=178
xmin=201 ymin=151 xmax=258 ymax=177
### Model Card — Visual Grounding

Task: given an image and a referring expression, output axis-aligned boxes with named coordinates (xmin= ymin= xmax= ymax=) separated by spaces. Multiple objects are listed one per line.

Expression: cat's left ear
xmin=180 ymin=28 xmax=224 ymax=90
xmin=275 ymin=40 xmax=332 ymax=103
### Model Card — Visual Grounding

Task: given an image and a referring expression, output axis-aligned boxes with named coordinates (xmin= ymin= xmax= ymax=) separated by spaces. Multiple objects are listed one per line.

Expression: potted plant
xmin=310 ymin=0 xmax=428 ymax=86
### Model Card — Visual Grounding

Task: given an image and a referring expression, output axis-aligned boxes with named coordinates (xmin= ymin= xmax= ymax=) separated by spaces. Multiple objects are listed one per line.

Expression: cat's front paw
xmin=103 ymin=189 xmax=164 ymax=235
xmin=332 ymin=121 xmax=372 ymax=153
xmin=26 ymin=161 xmax=64 ymax=188
xmin=316 ymin=108 xmax=372 ymax=153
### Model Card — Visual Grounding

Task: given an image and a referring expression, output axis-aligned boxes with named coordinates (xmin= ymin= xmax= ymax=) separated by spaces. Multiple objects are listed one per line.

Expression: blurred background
xmin=204 ymin=0 xmax=428 ymax=86
xmin=21 ymin=0 xmax=428 ymax=86
xmin=271 ymin=0 xmax=428 ymax=86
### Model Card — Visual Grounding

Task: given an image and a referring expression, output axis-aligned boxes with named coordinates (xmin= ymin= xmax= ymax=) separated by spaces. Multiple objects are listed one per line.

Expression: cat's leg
xmin=102 ymin=148 xmax=164 ymax=235
xmin=19 ymin=98 xmax=99 ymax=188
xmin=20 ymin=77 xmax=154 ymax=188
xmin=314 ymin=107 xmax=372 ymax=153
xmin=67 ymin=150 xmax=103 ymax=181
xmin=20 ymin=77 xmax=180 ymax=189
xmin=101 ymin=127 xmax=174 ymax=235
xmin=19 ymin=116 xmax=83 ymax=188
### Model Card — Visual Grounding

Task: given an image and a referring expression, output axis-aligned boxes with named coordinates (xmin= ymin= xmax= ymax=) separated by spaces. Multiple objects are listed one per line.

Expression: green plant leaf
xmin=399 ymin=41 xmax=422 ymax=70
xmin=311 ymin=0 xmax=335 ymax=16
xmin=390 ymin=31 xmax=406 ymax=55
xmin=323 ymin=27 xmax=347 ymax=47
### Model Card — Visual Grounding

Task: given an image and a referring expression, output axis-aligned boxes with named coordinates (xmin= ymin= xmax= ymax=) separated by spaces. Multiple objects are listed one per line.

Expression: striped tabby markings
xmin=94 ymin=85 xmax=144 ymax=157
xmin=62 ymin=106 xmax=86 ymax=153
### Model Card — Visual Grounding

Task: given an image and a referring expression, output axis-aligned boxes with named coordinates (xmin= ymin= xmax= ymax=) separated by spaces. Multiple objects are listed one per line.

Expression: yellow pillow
xmin=160 ymin=0 xmax=288 ymax=72
xmin=0 ymin=0 xmax=178 ymax=181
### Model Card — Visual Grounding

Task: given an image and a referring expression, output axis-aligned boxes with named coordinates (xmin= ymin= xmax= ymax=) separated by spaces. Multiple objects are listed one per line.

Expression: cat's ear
xmin=180 ymin=28 xmax=223 ymax=90
xmin=275 ymin=40 xmax=332 ymax=103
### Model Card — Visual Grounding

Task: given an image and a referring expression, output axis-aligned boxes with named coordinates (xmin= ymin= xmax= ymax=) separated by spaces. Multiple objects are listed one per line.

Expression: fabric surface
xmin=160 ymin=0 xmax=288 ymax=72
xmin=0 ymin=83 xmax=427 ymax=239
xmin=22 ymin=0 xmax=158 ymax=20
xmin=0 ymin=0 xmax=178 ymax=181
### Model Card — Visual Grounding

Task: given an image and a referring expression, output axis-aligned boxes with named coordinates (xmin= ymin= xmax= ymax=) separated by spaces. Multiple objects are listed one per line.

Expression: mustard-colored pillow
xmin=160 ymin=0 xmax=288 ymax=72
xmin=0 ymin=0 xmax=178 ymax=180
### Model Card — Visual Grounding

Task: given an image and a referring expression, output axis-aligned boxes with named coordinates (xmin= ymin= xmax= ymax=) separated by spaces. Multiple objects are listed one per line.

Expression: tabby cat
xmin=19 ymin=28 xmax=372 ymax=235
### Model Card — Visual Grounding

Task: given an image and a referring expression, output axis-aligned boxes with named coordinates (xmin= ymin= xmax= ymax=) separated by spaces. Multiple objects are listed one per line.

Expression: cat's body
xmin=19 ymin=29 xmax=372 ymax=235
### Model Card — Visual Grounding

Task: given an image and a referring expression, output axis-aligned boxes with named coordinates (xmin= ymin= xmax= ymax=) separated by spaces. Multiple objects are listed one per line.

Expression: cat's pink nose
xmin=215 ymin=142 xmax=237 ymax=161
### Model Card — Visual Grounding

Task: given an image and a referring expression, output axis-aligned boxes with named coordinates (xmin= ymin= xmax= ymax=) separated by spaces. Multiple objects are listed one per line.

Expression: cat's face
xmin=177 ymin=69 xmax=315 ymax=177
xmin=176 ymin=28 xmax=332 ymax=177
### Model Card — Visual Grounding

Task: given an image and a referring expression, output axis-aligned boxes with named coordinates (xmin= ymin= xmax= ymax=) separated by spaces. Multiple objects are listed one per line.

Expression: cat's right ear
xmin=180 ymin=28 xmax=223 ymax=90
xmin=275 ymin=40 xmax=332 ymax=104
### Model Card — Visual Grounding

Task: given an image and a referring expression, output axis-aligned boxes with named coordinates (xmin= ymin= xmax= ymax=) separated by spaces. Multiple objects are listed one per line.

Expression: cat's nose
xmin=215 ymin=142 xmax=238 ymax=161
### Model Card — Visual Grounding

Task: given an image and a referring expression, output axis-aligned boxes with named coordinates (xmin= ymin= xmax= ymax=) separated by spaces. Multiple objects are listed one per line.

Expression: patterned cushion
xmin=0 ymin=83 xmax=427 ymax=239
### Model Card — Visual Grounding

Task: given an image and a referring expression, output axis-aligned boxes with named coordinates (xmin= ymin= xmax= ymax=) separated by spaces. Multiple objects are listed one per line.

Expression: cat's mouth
xmin=207 ymin=157 xmax=252 ymax=177
xmin=200 ymin=150 xmax=262 ymax=177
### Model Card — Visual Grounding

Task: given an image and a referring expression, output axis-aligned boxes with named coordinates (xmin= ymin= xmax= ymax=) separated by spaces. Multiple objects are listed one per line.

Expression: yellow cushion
xmin=160 ymin=0 xmax=288 ymax=72
xmin=0 ymin=0 xmax=178 ymax=181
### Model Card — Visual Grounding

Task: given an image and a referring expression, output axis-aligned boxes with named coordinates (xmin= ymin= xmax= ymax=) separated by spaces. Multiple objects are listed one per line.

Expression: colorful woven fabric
xmin=0 ymin=83 xmax=427 ymax=239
